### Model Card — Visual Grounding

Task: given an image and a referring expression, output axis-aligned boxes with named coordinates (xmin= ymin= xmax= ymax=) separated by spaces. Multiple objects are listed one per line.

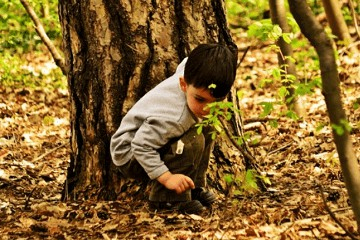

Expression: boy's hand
xmin=157 ymin=171 xmax=195 ymax=194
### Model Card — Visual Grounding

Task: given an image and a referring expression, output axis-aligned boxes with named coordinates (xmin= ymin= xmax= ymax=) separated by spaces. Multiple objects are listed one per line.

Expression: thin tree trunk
xmin=269 ymin=0 xmax=304 ymax=117
xmin=321 ymin=0 xmax=353 ymax=44
xmin=289 ymin=0 xmax=360 ymax=232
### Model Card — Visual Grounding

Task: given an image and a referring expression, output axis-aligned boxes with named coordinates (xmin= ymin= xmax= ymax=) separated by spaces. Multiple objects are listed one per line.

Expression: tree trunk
xmin=58 ymin=0 xmax=238 ymax=200
xmin=269 ymin=0 xmax=304 ymax=117
xmin=289 ymin=0 xmax=360 ymax=232
xmin=321 ymin=0 xmax=353 ymax=45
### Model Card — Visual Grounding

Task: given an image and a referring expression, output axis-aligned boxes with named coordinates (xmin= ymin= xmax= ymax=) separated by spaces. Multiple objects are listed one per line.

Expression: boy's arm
xmin=131 ymin=117 xmax=185 ymax=178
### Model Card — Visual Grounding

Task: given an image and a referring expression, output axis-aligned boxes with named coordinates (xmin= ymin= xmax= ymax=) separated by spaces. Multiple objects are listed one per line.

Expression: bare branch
xmin=20 ymin=0 xmax=67 ymax=75
xmin=348 ymin=0 xmax=360 ymax=40
xmin=317 ymin=183 xmax=359 ymax=240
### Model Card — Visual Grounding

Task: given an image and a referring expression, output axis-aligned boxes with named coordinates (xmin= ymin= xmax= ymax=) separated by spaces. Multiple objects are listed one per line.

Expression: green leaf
xmin=316 ymin=123 xmax=326 ymax=132
xmin=224 ymin=174 xmax=234 ymax=184
xmin=331 ymin=119 xmax=352 ymax=136
xmin=331 ymin=123 xmax=345 ymax=135
xmin=233 ymin=190 xmax=243 ymax=196
xmin=259 ymin=102 xmax=274 ymax=117
xmin=269 ymin=119 xmax=278 ymax=128
xmin=278 ymin=86 xmax=289 ymax=99
xmin=242 ymin=170 xmax=259 ymax=192
xmin=271 ymin=68 xmax=281 ymax=80
xmin=340 ymin=119 xmax=352 ymax=132
xmin=208 ymin=83 xmax=217 ymax=89
xmin=43 ymin=116 xmax=55 ymax=125
xmin=211 ymin=132 xmax=217 ymax=140
xmin=261 ymin=176 xmax=272 ymax=185
xmin=214 ymin=123 xmax=222 ymax=133
xmin=236 ymin=90 xmax=244 ymax=100
xmin=282 ymin=33 xmax=292 ymax=44
xmin=196 ymin=124 xmax=203 ymax=135
xmin=285 ymin=110 xmax=299 ymax=120
xmin=259 ymin=78 xmax=273 ymax=88
xmin=272 ymin=25 xmax=282 ymax=40
xmin=284 ymin=55 xmax=296 ymax=63
xmin=354 ymin=101 xmax=360 ymax=110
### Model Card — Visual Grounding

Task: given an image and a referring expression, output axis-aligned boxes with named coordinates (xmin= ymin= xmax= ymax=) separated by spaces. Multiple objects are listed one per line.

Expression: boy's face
xmin=179 ymin=77 xmax=221 ymax=118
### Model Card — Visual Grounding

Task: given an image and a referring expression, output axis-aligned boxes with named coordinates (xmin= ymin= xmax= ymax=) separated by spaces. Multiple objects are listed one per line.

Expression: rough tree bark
xmin=58 ymin=0 xmax=242 ymax=200
xmin=269 ymin=0 xmax=304 ymax=117
xmin=289 ymin=0 xmax=360 ymax=232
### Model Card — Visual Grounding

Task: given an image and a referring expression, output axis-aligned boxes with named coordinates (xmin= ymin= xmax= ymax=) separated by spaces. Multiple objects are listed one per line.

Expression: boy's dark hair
xmin=184 ymin=43 xmax=237 ymax=98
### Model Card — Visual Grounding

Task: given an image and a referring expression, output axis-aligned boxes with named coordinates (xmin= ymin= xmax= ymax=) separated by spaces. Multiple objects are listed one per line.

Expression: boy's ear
xmin=179 ymin=77 xmax=187 ymax=92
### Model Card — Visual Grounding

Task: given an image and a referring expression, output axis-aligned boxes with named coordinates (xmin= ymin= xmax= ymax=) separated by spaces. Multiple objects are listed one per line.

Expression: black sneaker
xmin=149 ymin=200 xmax=205 ymax=214
xmin=191 ymin=187 xmax=217 ymax=206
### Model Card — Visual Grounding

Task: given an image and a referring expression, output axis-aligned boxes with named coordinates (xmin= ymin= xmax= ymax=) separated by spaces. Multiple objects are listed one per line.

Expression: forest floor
xmin=0 ymin=37 xmax=360 ymax=239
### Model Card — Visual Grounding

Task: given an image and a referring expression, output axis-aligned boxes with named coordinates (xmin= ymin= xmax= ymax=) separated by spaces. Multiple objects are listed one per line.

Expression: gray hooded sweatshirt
xmin=110 ymin=58 xmax=198 ymax=180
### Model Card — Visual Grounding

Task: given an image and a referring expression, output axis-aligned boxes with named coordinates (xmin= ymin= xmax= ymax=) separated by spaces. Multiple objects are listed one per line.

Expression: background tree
xmin=321 ymin=0 xmax=354 ymax=48
xmin=269 ymin=0 xmax=304 ymax=117
xmin=289 ymin=0 xmax=360 ymax=232
xmin=57 ymin=0 xmax=240 ymax=200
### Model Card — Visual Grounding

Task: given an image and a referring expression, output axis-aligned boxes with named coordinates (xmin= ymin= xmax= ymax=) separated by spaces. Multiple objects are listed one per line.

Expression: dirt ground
xmin=0 ymin=42 xmax=359 ymax=239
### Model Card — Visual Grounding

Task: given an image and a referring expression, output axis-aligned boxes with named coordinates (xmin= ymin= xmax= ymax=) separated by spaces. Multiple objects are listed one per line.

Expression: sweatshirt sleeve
xmin=131 ymin=116 xmax=185 ymax=180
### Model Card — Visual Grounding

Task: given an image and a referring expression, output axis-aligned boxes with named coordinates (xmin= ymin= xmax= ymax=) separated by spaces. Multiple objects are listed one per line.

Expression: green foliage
xmin=247 ymin=20 xmax=282 ymax=41
xmin=233 ymin=131 xmax=253 ymax=147
xmin=0 ymin=0 xmax=65 ymax=88
xmin=331 ymin=119 xmax=352 ymax=136
xmin=0 ymin=50 xmax=66 ymax=89
xmin=225 ymin=0 xmax=268 ymax=24
xmin=326 ymin=152 xmax=340 ymax=167
xmin=196 ymin=99 xmax=272 ymax=196
xmin=353 ymin=98 xmax=360 ymax=110
xmin=247 ymin=17 xmax=299 ymax=43
xmin=224 ymin=0 xmax=358 ymax=201
xmin=259 ymin=101 xmax=276 ymax=117
xmin=0 ymin=0 xmax=61 ymax=54
xmin=43 ymin=115 xmax=55 ymax=125
xmin=225 ymin=170 xmax=271 ymax=195
xmin=246 ymin=16 xmax=324 ymax=122
xmin=196 ymin=101 xmax=234 ymax=140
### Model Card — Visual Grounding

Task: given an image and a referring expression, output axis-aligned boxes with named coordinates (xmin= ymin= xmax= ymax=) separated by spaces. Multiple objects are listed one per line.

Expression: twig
xmin=310 ymin=227 xmax=321 ymax=240
xmin=219 ymin=117 xmax=267 ymax=191
xmin=237 ymin=46 xmax=250 ymax=68
xmin=33 ymin=142 xmax=69 ymax=162
xmin=24 ymin=187 xmax=37 ymax=210
xmin=220 ymin=87 xmax=267 ymax=191
xmin=348 ymin=0 xmax=360 ymax=40
xmin=20 ymin=0 xmax=67 ymax=75
xmin=219 ymin=117 xmax=256 ymax=166
xmin=244 ymin=117 xmax=278 ymax=124
xmin=317 ymin=183 xmax=359 ymax=240
xmin=267 ymin=141 xmax=293 ymax=155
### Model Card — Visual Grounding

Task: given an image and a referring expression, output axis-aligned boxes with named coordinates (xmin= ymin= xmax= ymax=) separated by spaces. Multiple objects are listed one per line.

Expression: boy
xmin=110 ymin=43 xmax=237 ymax=214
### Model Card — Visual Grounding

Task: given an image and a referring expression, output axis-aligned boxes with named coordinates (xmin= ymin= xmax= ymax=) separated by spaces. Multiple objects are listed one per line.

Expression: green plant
xmin=0 ymin=0 xmax=61 ymax=54
xmin=43 ymin=115 xmax=55 ymax=125
xmin=0 ymin=0 xmax=65 ymax=89
xmin=196 ymin=101 xmax=234 ymax=140
xmin=226 ymin=0 xmax=269 ymax=22
xmin=246 ymin=18 xmax=324 ymax=122
xmin=331 ymin=119 xmax=352 ymax=136
xmin=196 ymin=94 xmax=272 ymax=195
xmin=225 ymin=170 xmax=271 ymax=195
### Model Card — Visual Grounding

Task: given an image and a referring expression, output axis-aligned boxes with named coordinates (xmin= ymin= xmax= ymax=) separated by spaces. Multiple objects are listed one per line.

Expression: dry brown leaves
xmin=0 ymin=42 xmax=359 ymax=239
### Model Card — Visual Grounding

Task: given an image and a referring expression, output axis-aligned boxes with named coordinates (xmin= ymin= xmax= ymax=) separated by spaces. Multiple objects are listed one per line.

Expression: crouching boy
xmin=110 ymin=43 xmax=237 ymax=214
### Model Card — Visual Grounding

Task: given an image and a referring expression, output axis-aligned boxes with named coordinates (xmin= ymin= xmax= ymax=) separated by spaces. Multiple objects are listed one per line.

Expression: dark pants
xmin=117 ymin=126 xmax=214 ymax=202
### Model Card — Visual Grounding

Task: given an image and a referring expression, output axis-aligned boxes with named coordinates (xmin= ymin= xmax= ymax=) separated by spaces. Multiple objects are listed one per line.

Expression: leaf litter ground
xmin=0 ymin=45 xmax=359 ymax=239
